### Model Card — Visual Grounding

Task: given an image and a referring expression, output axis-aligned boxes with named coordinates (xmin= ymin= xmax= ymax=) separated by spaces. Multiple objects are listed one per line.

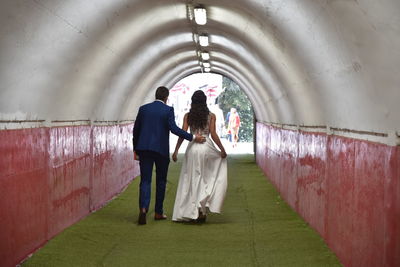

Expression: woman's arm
xmin=172 ymin=113 xmax=189 ymax=162
xmin=209 ymin=113 xmax=227 ymax=158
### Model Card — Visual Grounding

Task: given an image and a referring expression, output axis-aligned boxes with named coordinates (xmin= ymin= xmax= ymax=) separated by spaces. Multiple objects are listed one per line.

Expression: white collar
xmin=155 ymin=99 xmax=166 ymax=104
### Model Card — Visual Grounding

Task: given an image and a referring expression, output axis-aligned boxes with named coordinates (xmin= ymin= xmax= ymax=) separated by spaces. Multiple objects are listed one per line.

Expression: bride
xmin=172 ymin=90 xmax=228 ymax=222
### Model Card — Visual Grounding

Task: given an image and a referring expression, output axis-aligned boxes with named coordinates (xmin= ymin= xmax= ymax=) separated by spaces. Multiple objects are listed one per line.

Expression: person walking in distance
xmin=228 ymin=108 xmax=240 ymax=147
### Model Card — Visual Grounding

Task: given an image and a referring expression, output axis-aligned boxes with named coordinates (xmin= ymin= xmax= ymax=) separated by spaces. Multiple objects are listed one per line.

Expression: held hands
xmin=194 ymin=134 xmax=206 ymax=143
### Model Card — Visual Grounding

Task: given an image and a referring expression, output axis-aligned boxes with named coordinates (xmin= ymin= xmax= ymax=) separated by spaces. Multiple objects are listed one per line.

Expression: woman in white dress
xmin=172 ymin=90 xmax=228 ymax=222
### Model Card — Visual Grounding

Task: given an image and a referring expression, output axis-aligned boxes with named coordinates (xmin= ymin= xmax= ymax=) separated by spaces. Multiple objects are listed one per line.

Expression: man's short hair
xmin=155 ymin=86 xmax=169 ymax=100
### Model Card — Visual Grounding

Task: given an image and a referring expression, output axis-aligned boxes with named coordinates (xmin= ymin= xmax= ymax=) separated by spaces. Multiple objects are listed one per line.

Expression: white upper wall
xmin=0 ymin=0 xmax=399 ymax=140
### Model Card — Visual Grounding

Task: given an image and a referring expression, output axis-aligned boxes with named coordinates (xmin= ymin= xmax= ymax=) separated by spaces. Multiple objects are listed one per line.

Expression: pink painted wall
xmin=256 ymin=122 xmax=400 ymax=267
xmin=0 ymin=124 xmax=139 ymax=267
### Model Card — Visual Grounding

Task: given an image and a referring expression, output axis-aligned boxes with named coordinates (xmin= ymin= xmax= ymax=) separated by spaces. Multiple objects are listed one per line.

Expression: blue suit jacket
xmin=133 ymin=101 xmax=193 ymax=158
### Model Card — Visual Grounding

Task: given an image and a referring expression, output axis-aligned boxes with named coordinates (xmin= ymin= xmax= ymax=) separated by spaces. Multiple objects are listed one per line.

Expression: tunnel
xmin=1 ymin=0 xmax=399 ymax=266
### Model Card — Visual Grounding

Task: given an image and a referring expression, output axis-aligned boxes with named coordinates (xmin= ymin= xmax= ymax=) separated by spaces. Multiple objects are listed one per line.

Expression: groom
xmin=133 ymin=86 xmax=205 ymax=225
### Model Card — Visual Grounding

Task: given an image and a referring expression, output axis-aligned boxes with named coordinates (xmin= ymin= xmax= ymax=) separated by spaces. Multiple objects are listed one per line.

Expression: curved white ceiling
xmin=0 ymin=0 xmax=399 ymax=137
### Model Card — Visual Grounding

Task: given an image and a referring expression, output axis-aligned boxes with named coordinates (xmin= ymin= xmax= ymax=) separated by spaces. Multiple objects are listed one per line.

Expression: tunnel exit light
xmin=199 ymin=34 xmax=209 ymax=46
xmin=194 ymin=7 xmax=207 ymax=25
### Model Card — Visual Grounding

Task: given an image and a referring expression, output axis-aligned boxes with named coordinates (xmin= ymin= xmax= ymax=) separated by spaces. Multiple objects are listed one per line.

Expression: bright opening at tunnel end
xmin=169 ymin=73 xmax=254 ymax=155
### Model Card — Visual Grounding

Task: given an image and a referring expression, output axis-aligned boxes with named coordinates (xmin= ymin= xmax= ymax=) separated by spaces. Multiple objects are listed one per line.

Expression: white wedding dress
xmin=172 ymin=116 xmax=228 ymax=221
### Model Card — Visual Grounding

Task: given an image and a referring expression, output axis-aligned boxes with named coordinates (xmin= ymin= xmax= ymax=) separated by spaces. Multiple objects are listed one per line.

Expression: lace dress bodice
xmin=189 ymin=114 xmax=211 ymax=136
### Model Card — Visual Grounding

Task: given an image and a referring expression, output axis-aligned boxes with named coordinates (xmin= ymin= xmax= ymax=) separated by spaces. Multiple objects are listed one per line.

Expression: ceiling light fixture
xmin=199 ymin=34 xmax=209 ymax=47
xmin=203 ymin=62 xmax=211 ymax=68
xmin=201 ymin=52 xmax=210 ymax=60
xmin=194 ymin=7 xmax=207 ymax=25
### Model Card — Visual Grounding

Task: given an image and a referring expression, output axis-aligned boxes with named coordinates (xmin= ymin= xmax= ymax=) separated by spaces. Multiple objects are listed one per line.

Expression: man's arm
xmin=168 ymin=107 xmax=206 ymax=144
xmin=172 ymin=114 xmax=189 ymax=162
xmin=168 ymin=107 xmax=193 ymax=141
xmin=132 ymin=108 xmax=142 ymax=150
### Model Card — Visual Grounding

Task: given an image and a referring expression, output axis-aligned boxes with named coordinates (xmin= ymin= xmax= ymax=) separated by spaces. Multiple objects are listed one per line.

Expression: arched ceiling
xmin=1 ymin=0 xmax=399 ymax=138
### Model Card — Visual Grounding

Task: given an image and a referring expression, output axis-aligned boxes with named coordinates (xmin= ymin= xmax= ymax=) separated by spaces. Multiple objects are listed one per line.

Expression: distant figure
xmin=225 ymin=110 xmax=231 ymax=125
xmin=132 ymin=86 xmax=206 ymax=225
xmin=225 ymin=109 xmax=232 ymax=141
xmin=172 ymin=90 xmax=227 ymax=223
xmin=228 ymin=108 xmax=240 ymax=147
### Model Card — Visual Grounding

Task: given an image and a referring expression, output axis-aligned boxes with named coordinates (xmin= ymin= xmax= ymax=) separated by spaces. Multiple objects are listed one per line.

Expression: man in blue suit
xmin=133 ymin=86 xmax=205 ymax=225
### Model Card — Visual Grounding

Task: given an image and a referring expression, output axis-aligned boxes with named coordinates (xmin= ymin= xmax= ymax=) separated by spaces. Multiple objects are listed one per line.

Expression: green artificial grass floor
xmin=23 ymin=155 xmax=341 ymax=267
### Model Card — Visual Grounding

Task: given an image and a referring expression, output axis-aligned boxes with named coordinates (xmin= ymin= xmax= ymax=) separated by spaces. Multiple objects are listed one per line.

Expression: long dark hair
xmin=187 ymin=90 xmax=209 ymax=131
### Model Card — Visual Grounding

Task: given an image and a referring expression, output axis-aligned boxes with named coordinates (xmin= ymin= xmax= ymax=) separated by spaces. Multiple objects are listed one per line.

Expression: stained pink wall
xmin=0 ymin=124 xmax=139 ymax=267
xmin=256 ymin=122 xmax=400 ymax=267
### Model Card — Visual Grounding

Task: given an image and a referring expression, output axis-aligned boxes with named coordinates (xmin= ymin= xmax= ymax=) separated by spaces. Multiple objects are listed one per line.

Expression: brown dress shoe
xmin=154 ymin=213 xmax=167 ymax=220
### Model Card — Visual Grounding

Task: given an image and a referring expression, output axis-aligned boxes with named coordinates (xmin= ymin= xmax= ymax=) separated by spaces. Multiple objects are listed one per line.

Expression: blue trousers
xmin=137 ymin=151 xmax=170 ymax=214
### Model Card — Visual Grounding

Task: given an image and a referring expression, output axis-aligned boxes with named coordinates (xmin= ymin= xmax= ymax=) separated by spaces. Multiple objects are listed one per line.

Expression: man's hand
xmin=193 ymin=134 xmax=206 ymax=143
